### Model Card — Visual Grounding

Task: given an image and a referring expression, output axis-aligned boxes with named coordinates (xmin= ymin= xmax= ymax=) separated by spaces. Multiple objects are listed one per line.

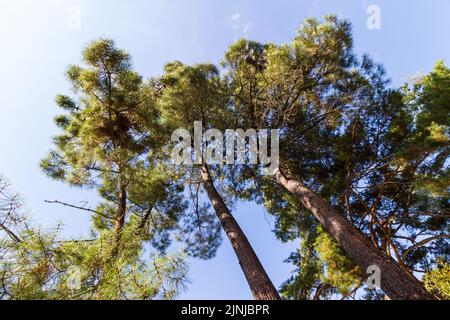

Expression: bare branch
xmin=0 ymin=223 xmax=22 ymax=243
xmin=402 ymin=234 xmax=450 ymax=260
xmin=44 ymin=200 xmax=117 ymax=221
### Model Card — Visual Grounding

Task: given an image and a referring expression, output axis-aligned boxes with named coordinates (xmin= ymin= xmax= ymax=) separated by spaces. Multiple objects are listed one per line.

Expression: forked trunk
xmin=201 ymin=165 xmax=281 ymax=300
xmin=274 ymin=169 xmax=434 ymax=300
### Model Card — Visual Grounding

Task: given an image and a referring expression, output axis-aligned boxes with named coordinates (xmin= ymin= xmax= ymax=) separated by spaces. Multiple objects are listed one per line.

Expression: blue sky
xmin=0 ymin=0 xmax=449 ymax=299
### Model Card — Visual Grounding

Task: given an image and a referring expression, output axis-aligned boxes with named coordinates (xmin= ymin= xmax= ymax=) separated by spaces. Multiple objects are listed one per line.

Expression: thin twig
xmin=44 ymin=200 xmax=117 ymax=221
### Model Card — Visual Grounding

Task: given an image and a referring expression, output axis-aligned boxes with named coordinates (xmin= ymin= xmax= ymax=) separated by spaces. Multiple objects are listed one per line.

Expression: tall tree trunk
xmin=115 ymin=172 xmax=127 ymax=234
xmin=274 ymin=169 xmax=434 ymax=300
xmin=201 ymin=165 xmax=281 ymax=300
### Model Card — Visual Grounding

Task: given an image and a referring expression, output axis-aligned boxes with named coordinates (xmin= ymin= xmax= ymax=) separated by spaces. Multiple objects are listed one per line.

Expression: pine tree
xmin=35 ymin=39 xmax=219 ymax=299
xmin=3 ymin=17 xmax=447 ymax=300
xmin=0 ymin=175 xmax=188 ymax=299
xmin=155 ymin=61 xmax=280 ymax=300
xmin=221 ymin=16 xmax=439 ymax=299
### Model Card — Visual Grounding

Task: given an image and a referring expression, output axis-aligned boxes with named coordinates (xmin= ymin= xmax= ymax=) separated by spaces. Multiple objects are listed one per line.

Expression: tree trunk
xmin=137 ymin=207 xmax=152 ymax=232
xmin=274 ymin=169 xmax=434 ymax=300
xmin=201 ymin=165 xmax=281 ymax=300
xmin=115 ymin=173 xmax=127 ymax=234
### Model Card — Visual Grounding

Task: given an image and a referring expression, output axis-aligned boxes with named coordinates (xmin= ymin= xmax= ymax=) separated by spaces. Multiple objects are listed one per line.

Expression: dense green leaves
xmin=425 ymin=259 xmax=450 ymax=299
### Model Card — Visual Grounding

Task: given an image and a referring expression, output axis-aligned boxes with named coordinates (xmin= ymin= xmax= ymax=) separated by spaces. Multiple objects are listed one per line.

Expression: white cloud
xmin=230 ymin=13 xmax=252 ymax=34
xmin=231 ymin=13 xmax=240 ymax=29
xmin=232 ymin=13 xmax=240 ymax=22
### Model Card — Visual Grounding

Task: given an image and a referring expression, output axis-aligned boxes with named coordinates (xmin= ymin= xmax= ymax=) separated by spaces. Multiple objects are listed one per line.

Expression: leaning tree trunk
xmin=115 ymin=171 xmax=127 ymax=235
xmin=201 ymin=165 xmax=281 ymax=300
xmin=274 ymin=169 xmax=434 ymax=300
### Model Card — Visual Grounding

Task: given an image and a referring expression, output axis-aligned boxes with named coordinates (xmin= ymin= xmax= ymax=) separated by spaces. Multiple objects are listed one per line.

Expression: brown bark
xmin=115 ymin=174 xmax=127 ymax=234
xmin=201 ymin=165 xmax=281 ymax=300
xmin=137 ymin=207 xmax=152 ymax=232
xmin=274 ymin=169 xmax=434 ymax=300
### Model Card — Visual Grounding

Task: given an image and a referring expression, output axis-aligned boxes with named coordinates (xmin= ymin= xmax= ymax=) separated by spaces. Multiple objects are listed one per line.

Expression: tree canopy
xmin=1 ymin=16 xmax=448 ymax=300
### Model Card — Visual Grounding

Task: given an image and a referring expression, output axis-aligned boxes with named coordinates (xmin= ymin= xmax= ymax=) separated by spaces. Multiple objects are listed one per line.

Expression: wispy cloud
xmin=231 ymin=13 xmax=240 ymax=27
xmin=230 ymin=13 xmax=252 ymax=34
xmin=243 ymin=22 xmax=252 ymax=34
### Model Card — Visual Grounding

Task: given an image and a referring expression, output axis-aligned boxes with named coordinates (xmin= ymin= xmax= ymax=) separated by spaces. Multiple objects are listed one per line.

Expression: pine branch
xmin=0 ymin=223 xmax=22 ymax=243
xmin=44 ymin=200 xmax=117 ymax=221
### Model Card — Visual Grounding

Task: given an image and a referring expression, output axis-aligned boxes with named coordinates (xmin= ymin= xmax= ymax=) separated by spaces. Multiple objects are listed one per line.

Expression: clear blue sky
xmin=0 ymin=0 xmax=449 ymax=299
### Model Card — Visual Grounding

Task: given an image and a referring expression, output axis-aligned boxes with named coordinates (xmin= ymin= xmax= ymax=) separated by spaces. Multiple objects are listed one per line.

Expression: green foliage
xmin=3 ymin=16 xmax=449 ymax=300
xmin=157 ymin=61 xmax=227 ymax=132
xmin=313 ymin=227 xmax=361 ymax=296
xmin=1 ymin=225 xmax=188 ymax=300
xmin=0 ymin=176 xmax=188 ymax=300
xmin=424 ymin=259 xmax=450 ymax=299
xmin=280 ymin=225 xmax=361 ymax=300
xmin=40 ymin=39 xmax=221 ymax=259
xmin=220 ymin=16 xmax=449 ymax=299
xmin=280 ymin=236 xmax=322 ymax=300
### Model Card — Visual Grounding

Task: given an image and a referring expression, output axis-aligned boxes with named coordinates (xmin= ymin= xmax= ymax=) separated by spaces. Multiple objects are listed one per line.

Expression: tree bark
xmin=274 ymin=169 xmax=434 ymax=300
xmin=201 ymin=165 xmax=281 ymax=300
xmin=115 ymin=173 xmax=127 ymax=234
xmin=137 ymin=207 xmax=152 ymax=232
